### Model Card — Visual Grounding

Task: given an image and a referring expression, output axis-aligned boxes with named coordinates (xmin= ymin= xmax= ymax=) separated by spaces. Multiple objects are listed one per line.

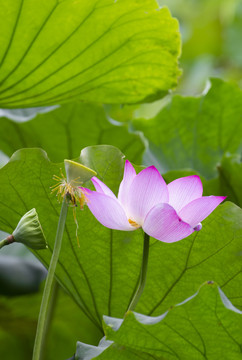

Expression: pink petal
xmin=179 ymin=196 xmax=226 ymax=228
xmin=81 ymin=188 xmax=133 ymax=231
xmin=143 ymin=203 xmax=193 ymax=243
xmin=91 ymin=177 xmax=116 ymax=199
xmin=127 ymin=166 xmax=169 ymax=224
xmin=118 ymin=160 xmax=136 ymax=209
xmin=168 ymin=175 xmax=203 ymax=212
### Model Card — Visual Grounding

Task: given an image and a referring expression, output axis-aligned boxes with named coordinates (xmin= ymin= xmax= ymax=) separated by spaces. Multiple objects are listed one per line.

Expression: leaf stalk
xmin=0 ymin=235 xmax=14 ymax=249
xmin=127 ymin=232 xmax=150 ymax=312
xmin=32 ymin=196 xmax=69 ymax=360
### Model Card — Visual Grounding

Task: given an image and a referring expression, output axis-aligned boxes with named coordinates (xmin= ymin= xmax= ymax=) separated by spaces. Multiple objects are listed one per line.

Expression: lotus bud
xmin=12 ymin=208 xmax=47 ymax=249
xmin=194 ymin=223 xmax=202 ymax=231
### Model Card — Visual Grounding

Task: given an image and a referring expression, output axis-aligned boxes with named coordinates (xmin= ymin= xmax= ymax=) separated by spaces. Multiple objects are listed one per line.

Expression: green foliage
xmin=217 ymin=153 xmax=242 ymax=207
xmin=77 ymin=283 xmax=242 ymax=360
xmin=0 ymin=102 xmax=145 ymax=163
xmin=0 ymin=0 xmax=241 ymax=358
xmin=0 ymin=146 xmax=241 ymax=345
xmin=132 ymin=79 xmax=242 ymax=178
xmin=0 ymin=0 xmax=181 ymax=108
xmin=224 ymin=2 xmax=242 ymax=67
xmin=0 ymin=147 xmax=144 ymax=330
xmin=0 ymin=284 xmax=101 ymax=360
xmin=160 ymin=0 xmax=242 ymax=94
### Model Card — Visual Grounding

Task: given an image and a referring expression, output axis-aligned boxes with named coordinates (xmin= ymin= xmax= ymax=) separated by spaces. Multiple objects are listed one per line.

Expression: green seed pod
xmin=12 ymin=208 xmax=47 ymax=250
xmin=64 ymin=159 xmax=96 ymax=185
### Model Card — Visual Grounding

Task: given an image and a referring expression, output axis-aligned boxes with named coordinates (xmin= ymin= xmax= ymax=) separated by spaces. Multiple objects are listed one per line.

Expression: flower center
xmin=52 ymin=174 xmax=87 ymax=208
xmin=128 ymin=218 xmax=140 ymax=228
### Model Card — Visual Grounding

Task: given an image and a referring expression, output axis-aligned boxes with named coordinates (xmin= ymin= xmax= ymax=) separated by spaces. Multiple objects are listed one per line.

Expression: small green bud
xmin=12 ymin=209 xmax=47 ymax=250
xmin=64 ymin=159 xmax=96 ymax=185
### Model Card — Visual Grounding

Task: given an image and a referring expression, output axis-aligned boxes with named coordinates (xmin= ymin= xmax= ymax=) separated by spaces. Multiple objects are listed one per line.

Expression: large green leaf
xmin=132 ymin=78 xmax=242 ymax=178
xmin=0 ymin=146 xmax=241 ymax=333
xmin=76 ymin=283 xmax=242 ymax=359
xmin=0 ymin=146 xmax=144 ymax=332
xmin=0 ymin=102 xmax=145 ymax=163
xmin=0 ymin=0 xmax=181 ymax=108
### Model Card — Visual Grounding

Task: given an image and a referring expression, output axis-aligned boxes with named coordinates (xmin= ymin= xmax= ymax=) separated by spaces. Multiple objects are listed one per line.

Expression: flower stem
xmin=0 ymin=239 xmax=8 ymax=249
xmin=0 ymin=235 xmax=14 ymax=249
xmin=32 ymin=197 xmax=69 ymax=360
xmin=39 ymin=280 xmax=60 ymax=360
xmin=127 ymin=232 xmax=150 ymax=312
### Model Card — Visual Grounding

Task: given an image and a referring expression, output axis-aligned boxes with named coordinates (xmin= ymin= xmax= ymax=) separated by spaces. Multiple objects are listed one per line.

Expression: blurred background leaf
xmin=0 ymin=106 xmax=58 ymax=122
xmin=0 ymin=283 xmax=101 ymax=360
xmin=0 ymin=102 xmax=145 ymax=163
xmin=160 ymin=0 xmax=242 ymax=94
xmin=131 ymin=79 xmax=242 ymax=178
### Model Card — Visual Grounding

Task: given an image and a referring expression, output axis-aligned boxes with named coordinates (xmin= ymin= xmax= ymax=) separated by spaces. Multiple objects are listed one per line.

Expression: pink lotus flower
xmin=81 ymin=161 xmax=226 ymax=243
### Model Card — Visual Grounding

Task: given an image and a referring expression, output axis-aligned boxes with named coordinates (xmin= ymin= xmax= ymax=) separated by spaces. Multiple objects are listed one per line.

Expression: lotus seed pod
xmin=12 ymin=208 xmax=47 ymax=250
xmin=64 ymin=159 xmax=96 ymax=185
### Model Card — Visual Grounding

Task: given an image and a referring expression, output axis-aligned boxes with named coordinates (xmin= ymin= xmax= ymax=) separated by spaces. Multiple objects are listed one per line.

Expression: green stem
xmin=0 ymin=238 xmax=9 ymax=249
xmin=0 ymin=235 xmax=14 ymax=249
xmin=127 ymin=232 xmax=150 ymax=312
xmin=39 ymin=280 xmax=60 ymax=360
xmin=32 ymin=197 xmax=69 ymax=360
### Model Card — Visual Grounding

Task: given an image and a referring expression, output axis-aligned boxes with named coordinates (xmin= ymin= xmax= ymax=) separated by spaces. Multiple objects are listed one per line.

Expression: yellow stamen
xmin=128 ymin=218 xmax=140 ymax=228
xmin=51 ymin=170 xmax=88 ymax=247
xmin=79 ymin=194 xmax=87 ymax=209
xmin=51 ymin=171 xmax=86 ymax=206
